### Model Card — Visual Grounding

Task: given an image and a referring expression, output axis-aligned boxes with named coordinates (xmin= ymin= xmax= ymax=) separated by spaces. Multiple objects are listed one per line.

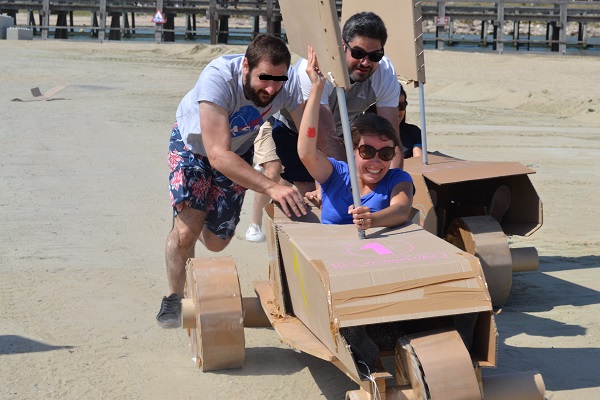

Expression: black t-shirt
xmin=400 ymin=121 xmax=422 ymax=159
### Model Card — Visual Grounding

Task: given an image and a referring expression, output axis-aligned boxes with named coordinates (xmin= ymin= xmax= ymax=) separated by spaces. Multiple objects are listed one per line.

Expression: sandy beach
xmin=0 ymin=39 xmax=599 ymax=399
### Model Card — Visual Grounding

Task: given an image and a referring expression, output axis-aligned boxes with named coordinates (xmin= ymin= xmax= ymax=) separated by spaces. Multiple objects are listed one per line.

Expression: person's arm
xmin=377 ymin=106 xmax=404 ymax=169
xmin=200 ymin=101 xmax=307 ymax=218
xmin=297 ymin=47 xmax=333 ymax=184
xmin=412 ymin=146 xmax=423 ymax=158
xmin=349 ymin=181 xmax=414 ymax=229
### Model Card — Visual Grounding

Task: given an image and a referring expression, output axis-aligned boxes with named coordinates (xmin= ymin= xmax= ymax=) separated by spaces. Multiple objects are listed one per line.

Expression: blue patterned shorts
xmin=168 ymin=123 xmax=253 ymax=239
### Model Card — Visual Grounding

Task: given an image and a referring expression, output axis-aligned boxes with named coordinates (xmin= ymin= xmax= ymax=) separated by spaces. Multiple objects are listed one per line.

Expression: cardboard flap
xmin=278 ymin=0 xmax=350 ymax=88
xmin=405 ymin=152 xmax=535 ymax=185
xmin=278 ymin=222 xmax=491 ymax=328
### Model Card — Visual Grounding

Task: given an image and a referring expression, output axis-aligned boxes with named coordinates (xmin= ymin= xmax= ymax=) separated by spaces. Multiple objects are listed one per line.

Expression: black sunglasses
xmin=398 ymin=101 xmax=408 ymax=111
xmin=343 ymin=39 xmax=385 ymax=63
xmin=258 ymin=74 xmax=288 ymax=81
xmin=357 ymin=144 xmax=395 ymax=161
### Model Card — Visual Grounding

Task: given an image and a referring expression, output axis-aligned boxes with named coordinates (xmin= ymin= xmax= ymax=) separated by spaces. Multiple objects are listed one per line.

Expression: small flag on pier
xmin=152 ymin=10 xmax=166 ymax=24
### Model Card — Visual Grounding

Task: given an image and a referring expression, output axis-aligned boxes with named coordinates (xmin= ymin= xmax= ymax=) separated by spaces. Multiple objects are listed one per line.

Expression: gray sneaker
xmin=156 ymin=293 xmax=181 ymax=329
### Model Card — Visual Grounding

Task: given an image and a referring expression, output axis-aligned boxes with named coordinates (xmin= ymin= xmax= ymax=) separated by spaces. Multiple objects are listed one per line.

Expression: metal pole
xmin=418 ymin=82 xmax=428 ymax=165
xmin=336 ymin=86 xmax=366 ymax=239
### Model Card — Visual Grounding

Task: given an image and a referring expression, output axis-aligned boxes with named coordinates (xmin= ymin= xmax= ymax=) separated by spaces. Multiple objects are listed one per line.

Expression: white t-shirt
xmin=281 ymin=55 xmax=400 ymax=135
xmin=176 ymin=54 xmax=304 ymax=156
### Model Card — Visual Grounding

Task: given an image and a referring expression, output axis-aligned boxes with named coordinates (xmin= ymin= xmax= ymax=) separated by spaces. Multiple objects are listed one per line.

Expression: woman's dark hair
xmin=351 ymin=113 xmax=400 ymax=149
xmin=400 ymin=86 xmax=407 ymax=101
xmin=245 ymin=33 xmax=291 ymax=71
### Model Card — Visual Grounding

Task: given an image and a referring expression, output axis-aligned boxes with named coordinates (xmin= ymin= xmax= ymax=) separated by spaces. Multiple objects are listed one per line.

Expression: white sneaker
xmin=245 ymin=223 xmax=265 ymax=242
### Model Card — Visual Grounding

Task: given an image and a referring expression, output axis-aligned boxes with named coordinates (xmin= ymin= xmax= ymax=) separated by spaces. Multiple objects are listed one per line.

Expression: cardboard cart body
xmin=181 ymin=204 xmax=544 ymax=399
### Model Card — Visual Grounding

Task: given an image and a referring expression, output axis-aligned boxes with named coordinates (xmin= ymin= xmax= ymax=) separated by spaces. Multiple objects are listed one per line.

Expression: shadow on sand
xmin=492 ymin=255 xmax=600 ymax=392
xmin=0 ymin=335 xmax=74 ymax=355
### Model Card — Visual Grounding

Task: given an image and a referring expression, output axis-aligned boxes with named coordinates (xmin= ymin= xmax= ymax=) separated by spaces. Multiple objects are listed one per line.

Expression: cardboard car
xmin=180 ymin=204 xmax=545 ymax=399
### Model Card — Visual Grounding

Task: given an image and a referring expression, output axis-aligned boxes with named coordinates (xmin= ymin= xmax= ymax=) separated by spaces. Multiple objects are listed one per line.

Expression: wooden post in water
xmin=123 ymin=12 xmax=131 ymax=38
xmin=480 ymin=20 xmax=488 ymax=47
xmin=27 ymin=10 xmax=37 ymax=35
xmin=436 ymin=1 xmax=446 ymax=50
xmin=495 ymin=2 xmax=504 ymax=53
xmin=218 ymin=15 xmax=229 ymax=43
xmin=253 ymin=15 xmax=259 ymax=38
xmin=209 ymin=0 xmax=217 ymax=44
xmin=164 ymin=13 xmax=176 ymax=42
xmin=41 ymin=0 xmax=49 ymax=39
xmin=266 ymin=0 xmax=273 ymax=34
xmin=109 ymin=12 xmax=121 ymax=40
xmin=99 ymin=0 xmax=107 ymax=42
xmin=513 ymin=20 xmax=519 ymax=50
xmin=55 ymin=11 xmax=68 ymax=39
xmin=558 ymin=2 xmax=567 ymax=54
xmin=91 ymin=11 xmax=98 ymax=38
xmin=185 ymin=14 xmax=196 ymax=40
xmin=155 ymin=0 xmax=163 ymax=43
xmin=578 ymin=22 xmax=588 ymax=48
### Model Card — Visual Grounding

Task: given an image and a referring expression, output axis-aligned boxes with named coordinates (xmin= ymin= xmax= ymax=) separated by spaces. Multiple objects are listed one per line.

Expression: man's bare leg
xmin=158 ymin=205 xmax=205 ymax=328
xmin=165 ymin=205 xmax=205 ymax=297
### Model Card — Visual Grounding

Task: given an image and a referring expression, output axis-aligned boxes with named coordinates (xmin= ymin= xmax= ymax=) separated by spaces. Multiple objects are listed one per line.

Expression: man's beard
xmin=243 ymin=74 xmax=279 ymax=108
xmin=348 ymin=66 xmax=374 ymax=83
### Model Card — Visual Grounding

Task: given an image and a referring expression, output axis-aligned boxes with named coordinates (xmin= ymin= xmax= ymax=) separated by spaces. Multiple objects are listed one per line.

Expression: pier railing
xmin=1 ymin=0 xmax=599 ymax=53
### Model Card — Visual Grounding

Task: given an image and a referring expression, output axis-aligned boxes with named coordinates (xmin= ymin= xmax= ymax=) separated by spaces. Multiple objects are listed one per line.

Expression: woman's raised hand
xmin=306 ymin=46 xmax=325 ymax=87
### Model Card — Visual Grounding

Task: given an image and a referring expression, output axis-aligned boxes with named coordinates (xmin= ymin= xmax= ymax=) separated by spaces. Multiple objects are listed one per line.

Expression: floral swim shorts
xmin=168 ymin=122 xmax=253 ymax=239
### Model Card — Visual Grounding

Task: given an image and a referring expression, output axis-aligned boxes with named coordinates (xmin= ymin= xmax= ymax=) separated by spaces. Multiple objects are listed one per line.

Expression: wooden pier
xmin=0 ymin=0 xmax=599 ymax=53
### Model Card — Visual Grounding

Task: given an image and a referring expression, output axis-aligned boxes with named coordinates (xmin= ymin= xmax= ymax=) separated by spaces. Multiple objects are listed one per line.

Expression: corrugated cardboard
xmin=278 ymin=0 xmax=350 ymax=89
xmin=405 ymin=152 xmax=543 ymax=237
xmin=263 ymin=203 xmax=497 ymax=382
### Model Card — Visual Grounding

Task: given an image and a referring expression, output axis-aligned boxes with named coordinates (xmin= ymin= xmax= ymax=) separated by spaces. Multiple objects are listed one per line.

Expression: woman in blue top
xmin=298 ymin=47 xmax=414 ymax=230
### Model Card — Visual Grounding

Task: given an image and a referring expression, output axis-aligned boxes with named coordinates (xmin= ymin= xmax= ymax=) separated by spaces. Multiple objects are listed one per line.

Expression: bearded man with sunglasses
xmin=156 ymin=34 xmax=308 ymax=329
xmin=273 ymin=11 xmax=402 ymax=195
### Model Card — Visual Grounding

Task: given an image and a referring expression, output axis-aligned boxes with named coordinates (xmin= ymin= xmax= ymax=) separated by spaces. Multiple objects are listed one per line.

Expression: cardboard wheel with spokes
xmin=445 ymin=216 xmax=513 ymax=307
xmin=182 ymin=257 xmax=245 ymax=371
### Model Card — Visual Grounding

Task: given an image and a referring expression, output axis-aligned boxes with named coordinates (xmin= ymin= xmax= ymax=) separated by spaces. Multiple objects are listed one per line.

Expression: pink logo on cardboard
xmin=332 ymin=240 xmax=447 ymax=269
xmin=346 ymin=242 xmax=398 ymax=256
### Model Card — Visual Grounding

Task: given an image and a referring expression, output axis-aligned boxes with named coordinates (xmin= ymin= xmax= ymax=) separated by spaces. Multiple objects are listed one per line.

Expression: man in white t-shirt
xmin=157 ymin=34 xmax=307 ymax=328
xmin=273 ymin=12 xmax=402 ymax=195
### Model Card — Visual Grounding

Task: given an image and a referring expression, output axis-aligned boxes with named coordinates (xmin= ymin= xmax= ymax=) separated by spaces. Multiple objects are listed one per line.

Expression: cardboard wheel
xmin=446 ymin=216 xmax=513 ymax=307
xmin=398 ymin=329 xmax=481 ymax=400
xmin=184 ymin=257 xmax=245 ymax=371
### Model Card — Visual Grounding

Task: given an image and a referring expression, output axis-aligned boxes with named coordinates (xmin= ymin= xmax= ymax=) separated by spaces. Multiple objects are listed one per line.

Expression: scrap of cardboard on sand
xmin=12 ymin=85 xmax=66 ymax=102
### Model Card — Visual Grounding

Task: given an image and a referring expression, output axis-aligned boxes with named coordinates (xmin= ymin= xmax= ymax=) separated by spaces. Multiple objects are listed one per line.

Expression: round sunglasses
xmin=357 ymin=144 xmax=396 ymax=161
xmin=343 ymin=39 xmax=385 ymax=63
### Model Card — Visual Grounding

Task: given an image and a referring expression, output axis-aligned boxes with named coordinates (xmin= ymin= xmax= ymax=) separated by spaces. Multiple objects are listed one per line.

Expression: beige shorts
xmin=253 ymin=120 xmax=280 ymax=166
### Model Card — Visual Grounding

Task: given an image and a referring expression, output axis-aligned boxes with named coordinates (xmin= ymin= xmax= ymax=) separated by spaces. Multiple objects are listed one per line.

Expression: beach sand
xmin=0 ymin=39 xmax=599 ymax=399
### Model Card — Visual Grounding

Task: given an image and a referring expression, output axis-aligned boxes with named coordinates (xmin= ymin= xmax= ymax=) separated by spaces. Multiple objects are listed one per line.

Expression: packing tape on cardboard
xmin=332 ymin=270 xmax=483 ymax=306
xmin=334 ymin=292 xmax=490 ymax=323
